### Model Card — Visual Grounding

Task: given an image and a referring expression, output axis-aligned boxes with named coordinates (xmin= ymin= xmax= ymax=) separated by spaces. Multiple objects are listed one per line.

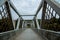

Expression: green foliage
xmin=42 ymin=17 xmax=60 ymax=31
xmin=0 ymin=18 xmax=14 ymax=32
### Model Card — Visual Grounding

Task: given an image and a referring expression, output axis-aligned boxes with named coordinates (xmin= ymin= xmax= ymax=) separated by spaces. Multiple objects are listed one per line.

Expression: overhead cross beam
xmin=0 ymin=0 xmax=23 ymax=19
xmin=21 ymin=15 xmax=35 ymax=16
xmin=34 ymin=0 xmax=43 ymax=17
xmin=9 ymin=0 xmax=23 ymax=20
xmin=33 ymin=0 xmax=43 ymax=20
xmin=33 ymin=0 xmax=60 ymax=19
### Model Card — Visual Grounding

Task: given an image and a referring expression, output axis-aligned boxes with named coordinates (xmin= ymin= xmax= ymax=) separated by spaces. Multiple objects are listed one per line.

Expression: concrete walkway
xmin=15 ymin=28 xmax=44 ymax=40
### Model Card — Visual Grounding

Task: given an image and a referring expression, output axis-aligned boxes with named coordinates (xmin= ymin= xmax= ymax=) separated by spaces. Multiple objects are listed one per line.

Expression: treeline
xmin=0 ymin=18 xmax=14 ymax=32
xmin=0 ymin=18 xmax=60 ymax=32
xmin=42 ymin=17 xmax=60 ymax=31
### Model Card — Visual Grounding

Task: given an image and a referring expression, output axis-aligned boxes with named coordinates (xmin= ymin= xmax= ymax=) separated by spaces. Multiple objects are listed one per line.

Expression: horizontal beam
xmin=0 ymin=0 xmax=8 ymax=6
xmin=45 ymin=0 xmax=60 ymax=16
xmin=21 ymin=15 xmax=35 ymax=16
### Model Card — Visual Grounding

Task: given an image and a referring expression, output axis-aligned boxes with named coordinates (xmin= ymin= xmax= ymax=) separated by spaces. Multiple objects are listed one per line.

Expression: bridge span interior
xmin=0 ymin=0 xmax=60 ymax=40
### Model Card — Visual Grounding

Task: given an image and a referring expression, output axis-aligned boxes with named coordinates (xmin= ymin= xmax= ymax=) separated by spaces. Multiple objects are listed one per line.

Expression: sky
xmin=11 ymin=0 xmax=60 ymax=20
xmin=55 ymin=0 xmax=60 ymax=3
xmin=11 ymin=0 xmax=42 ymax=20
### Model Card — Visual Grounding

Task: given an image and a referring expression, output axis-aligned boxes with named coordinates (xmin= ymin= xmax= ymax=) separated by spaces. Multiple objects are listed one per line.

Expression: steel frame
xmin=0 ymin=0 xmax=60 ymax=30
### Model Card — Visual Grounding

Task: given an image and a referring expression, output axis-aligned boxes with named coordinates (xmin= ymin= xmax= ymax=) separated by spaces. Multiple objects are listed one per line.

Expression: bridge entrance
xmin=22 ymin=20 xmax=35 ymax=28
xmin=0 ymin=0 xmax=60 ymax=40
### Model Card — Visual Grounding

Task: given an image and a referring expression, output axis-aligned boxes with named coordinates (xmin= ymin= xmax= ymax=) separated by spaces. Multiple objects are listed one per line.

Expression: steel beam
xmin=12 ymin=20 xmax=16 ymax=29
xmin=0 ymin=0 xmax=8 ymax=6
xmin=33 ymin=18 xmax=37 ymax=28
xmin=35 ymin=17 xmax=40 ymax=29
xmin=41 ymin=1 xmax=47 ymax=28
xmin=16 ymin=17 xmax=20 ymax=29
xmin=5 ymin=1 xmax=14 ymax=29
xmin=9 ymin=1 xmax=23 ymax=20
xmin=32 ymin=20 xmax=35 ymax=28
xmin=22 ymin=21 xmax=25 ymax=28
xmin=45 ymin=0 xmax=60 ymax=16
xmin=33 ymin=0 xmax=43 ymax=20
xmin=21 ymin=15 xmax=35 ymax=16
xmin=35 ymin=0 xmax=43 ymax=17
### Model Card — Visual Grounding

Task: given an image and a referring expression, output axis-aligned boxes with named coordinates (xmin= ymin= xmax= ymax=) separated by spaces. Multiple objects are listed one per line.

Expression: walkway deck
xmin=15 ymin=28 xmax=44 ymax=40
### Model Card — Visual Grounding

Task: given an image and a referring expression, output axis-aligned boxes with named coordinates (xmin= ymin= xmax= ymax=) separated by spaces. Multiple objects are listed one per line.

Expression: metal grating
xmin=45 ymin=4 xmax=60 ymax=20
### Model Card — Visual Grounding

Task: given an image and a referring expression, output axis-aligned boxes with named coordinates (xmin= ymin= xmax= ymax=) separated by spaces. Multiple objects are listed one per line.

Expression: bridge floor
xmin=15 ymin=28 xmax=44 ymax=40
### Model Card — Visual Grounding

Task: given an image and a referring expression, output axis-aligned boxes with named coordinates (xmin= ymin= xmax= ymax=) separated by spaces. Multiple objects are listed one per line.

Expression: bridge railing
xmin=32 ymin=29 xmax=60 ymax=40
xmin=0 ymin=1 xmax=14 ymax=32
xmin=0 ymin=28 xmax=25 ymax=40
xmin=0 ymin=0 xmax=23 ymax=32
xmin=40 ymin=0 xmax=60 ymax=31
xmin=32 ymin=0 xmax=60 ymax=40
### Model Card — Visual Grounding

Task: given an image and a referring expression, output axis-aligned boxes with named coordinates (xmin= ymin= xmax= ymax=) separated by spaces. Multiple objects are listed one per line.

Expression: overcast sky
xmin=11 ymin=0 xmax=60 ymax=20
xmin=56 ymin=0 xmax=60 ymax=3
xmin=11 ymin=0 xmax=42 ymax=20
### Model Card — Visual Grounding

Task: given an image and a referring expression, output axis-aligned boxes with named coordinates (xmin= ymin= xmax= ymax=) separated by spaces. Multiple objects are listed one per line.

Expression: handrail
xmin=0 ymin=28 xmax=25 ymax=35
xmin=0 ymin=28 xmax=25 ymax=40
xmin=33 ymin=28 xmax=60 ymax=34
xmin=0 ymin=29 xmax=17 ymax=35
xmin=32 ymin=28 xmax=60 ymax=40
xmin=40 ymin=29 xmax=60 ymax=34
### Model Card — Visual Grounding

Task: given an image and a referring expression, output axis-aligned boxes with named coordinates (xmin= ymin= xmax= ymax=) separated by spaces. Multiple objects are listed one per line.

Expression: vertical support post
xmin=41 ymin=1 xmax=47 ymax=28
xmin=25 ymin=21 xmax=27 ymax=28
xmin=35 ymin=17 xmax=40 ymax=29
xmin=16 ymin=17 xmax=20 ymax=30
xmin=22 ymin=20 xmax=24 ymax=28
xmin=34 ymin=18 xmax=37 ymax=28
xmin=32 ymin=20 xmax=35 ymax=28
xmin=13 ymin=20 xmax=15 ymax=29
xmin=5 ymin=1 xmax=14 ymax=29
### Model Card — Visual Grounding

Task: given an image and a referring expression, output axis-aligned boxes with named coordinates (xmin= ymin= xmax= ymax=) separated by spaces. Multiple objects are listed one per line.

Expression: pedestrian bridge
xmin=0 ymin=0 xmax=60 ymax=40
